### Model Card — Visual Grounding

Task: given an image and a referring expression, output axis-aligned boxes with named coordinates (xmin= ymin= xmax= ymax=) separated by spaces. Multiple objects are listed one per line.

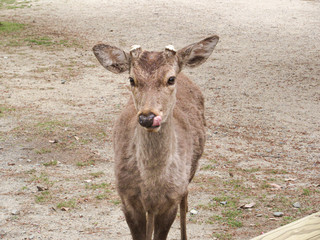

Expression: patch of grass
xmin=224 ymin=179 xmax=243 ymax=189
xmin=0 ymin=21 xmax=24 ymax=33
xmin=25 ymin=169 xmax=36 ymax=175
xmin=35 ymin=148 xmax=52 ymax=154
xmin=24 ymin=36 xmax=81 ymax=48
xmin=213 ymin=195 xmax=239 ymax=209
xmin=261 ymin=181 xmax=271 ymax=189
xmin=0 ymin=0 xmax=15 ymax=4
xmin=210 ymin=209 xmax=243 ymax=228
xmin=25 ymin=36 xmax=54 ymax=46
xmin=302 ymin=188 xmax=311 ymax=196
xmin=223 ymin=209 xmax=242 ymax=219
xmin=76 ymin=160 xmax=95 ymax=167
xmin=110 ymin=199 xmax=121 ymax=205
xmin=95 ymin=193 xmax=109 ymax=200
xmin=265 ymin=169 xmax=288 ymax=175
xmin=89 ymin=171 xmax=104 ymax=178
xmin=43 ymin=160 xmax=57 ymax=167
xmin=86 ymin=182 xmax=110 ymax=190
xmin=201 ymin=164 xmax=215 ymax=170
xmin=36 ymin=120 xmax=67 ymax=132
xmin=196 ymin=202 xmax=215 ymax=210
xmin=57 ymin=199 xmax=77 ymax=209
xmin=0 ymin=0 xmax=32 ymax=9
xmin=212 ymin=196 xmax=229 ymax=203
xmin=0 ymin=105 xmax=15 ymax=117
xmin=212 ymin=233 xmax=233 ymax=240
xmin=30 ymin=172 xmax=53 ymax=187
xmin=35 ymin=190 xmax=51 ymax=203
xmin=282 ymin=216 xmax=295 ymax=226
xmin=242 ymin=167 xmax=260 ymax=173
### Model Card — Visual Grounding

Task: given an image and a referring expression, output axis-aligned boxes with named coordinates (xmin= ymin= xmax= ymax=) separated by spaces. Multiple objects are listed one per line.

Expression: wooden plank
xmin=251 ymin=211 xmax=320 ymax=240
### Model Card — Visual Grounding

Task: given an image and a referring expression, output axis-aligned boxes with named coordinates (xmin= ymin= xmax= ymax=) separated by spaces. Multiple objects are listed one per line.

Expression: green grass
xmin=36 ymin=120 xmax=67 ymax=131
xmin=86 ymin=182 xmax=110 ymax=190
xmin=200 ymin=164 xmax=215 ymax=170
xmin=57 ymin=199 xmax=77 ymax=209
xmin=0 ymin=0 xmax=32 ymax=9
xmin=43 ymin=160 xmax=57 ymax=166
xmin=282 ymin=216 xmax=295 ymax=226
xmin=0 ymin=105 xmax=15 ymax=117
xmin=30 ymin=172 xmax=53 ymax=186
xmin=265 ymin=169 xmax=288 ymax=175
xmin=302 ymin=188 xmax=311 ymax=196
xmin=110 ymin=199 xmax=121 ymax=205
xmin=24 ymin=36 xmax=80 ymax=47
xmin=76 ymin=160 xmax=95 ymax=167
xmin=212 ymin=195 xmax=239 ymax=209
xmin=89 ymin=171 xmax=105 ymax=178
xmin=210 ymin=209 xmax=243 ymax=228
xmin=35 ymin=190 xmax=51 ymax=203
xmin=95 ymin=193 xmax=109 ymax=200
xmin=242 ymin=167 xmax=260 ymax=173
xmin=261 ymin=181 xmax=271 ymax=189
xmin=0 ymin=21 xmax=24 ymax=33
xmin=25 ymin=36 xmax=54 ymax=46
xmin=212 ymin=233 xmax=233 ymax=240
xmin=35 ymin=148 xmax=52 ymax=154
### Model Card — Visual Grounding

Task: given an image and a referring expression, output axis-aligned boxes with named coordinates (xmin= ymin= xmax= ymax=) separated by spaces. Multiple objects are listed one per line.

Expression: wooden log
xmin=251 ymin=211 xmax=320 ymax=240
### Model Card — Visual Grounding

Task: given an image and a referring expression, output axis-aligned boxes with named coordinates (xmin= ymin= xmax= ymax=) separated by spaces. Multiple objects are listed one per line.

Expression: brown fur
xmin=93 ymin=35 xmax=219 ymax=240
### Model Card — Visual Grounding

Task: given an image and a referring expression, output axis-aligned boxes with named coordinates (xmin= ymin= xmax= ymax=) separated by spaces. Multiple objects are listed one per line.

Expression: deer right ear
xmin=93 ymin=44 xmax=130 ymax=74
xmin=177 ymin=35 xmax=219 ymax=69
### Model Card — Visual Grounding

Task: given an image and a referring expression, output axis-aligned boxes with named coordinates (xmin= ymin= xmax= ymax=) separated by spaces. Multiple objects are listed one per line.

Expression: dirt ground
xmin=0 ymin=0 xmax=319 ymax=239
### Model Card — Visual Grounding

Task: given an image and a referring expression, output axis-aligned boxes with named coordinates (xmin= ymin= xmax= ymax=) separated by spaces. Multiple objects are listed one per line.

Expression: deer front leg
xmin=122 ymin=203 xmax=146 ymax=240
xmin=153 ymin=205 xmax=178 ymax=240
xmin=180 ymin=193 xmax=188 ymax=240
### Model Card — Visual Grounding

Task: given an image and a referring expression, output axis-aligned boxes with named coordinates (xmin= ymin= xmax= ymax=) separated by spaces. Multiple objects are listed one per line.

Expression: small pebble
xmin=293 ymin=202 xmax=301 ymax=208
xmin=273 ymin=212 xmax=284 ymax=217
xmin=11 ymin=209 xmax=20 ymax=215
xmin=190 ymin=209 xmax=198 ymax=215
xmin=27 ymin=159 xmax=32 ymax=163
xmin=256 ymin=214 xmax=263 ymax=217
xmin=240 ymin=202 xmax=256 ymax=209
xmin=266 ymin=148 xmax=273 ymax=153
xmin=37 ymin=186 xmax=48 ymax=191
xmin=61 ymin=80 xmax=66 ymax=84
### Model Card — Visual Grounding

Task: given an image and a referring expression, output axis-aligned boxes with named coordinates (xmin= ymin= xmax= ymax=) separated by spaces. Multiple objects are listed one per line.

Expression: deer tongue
xmin=152 ymin=116 xmax=162 ymax=127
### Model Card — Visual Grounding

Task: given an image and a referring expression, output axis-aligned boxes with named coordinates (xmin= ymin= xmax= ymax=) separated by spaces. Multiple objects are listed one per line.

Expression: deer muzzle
xmin=138 ymin=113 xmax=162 ymax=128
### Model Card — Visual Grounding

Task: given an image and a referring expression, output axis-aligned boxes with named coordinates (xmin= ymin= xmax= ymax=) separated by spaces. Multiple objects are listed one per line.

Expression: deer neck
xmin=135 ymin=113 xmax=176 ymax=174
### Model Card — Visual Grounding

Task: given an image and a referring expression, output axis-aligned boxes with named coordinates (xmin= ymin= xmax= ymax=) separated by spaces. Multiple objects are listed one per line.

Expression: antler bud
xmin=130 ymin=45 xmax=142 ymax=59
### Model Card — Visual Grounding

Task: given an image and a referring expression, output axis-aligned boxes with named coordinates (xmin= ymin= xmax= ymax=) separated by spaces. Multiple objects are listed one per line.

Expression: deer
xmin=92 ymin=35 xmax=219 ymax=240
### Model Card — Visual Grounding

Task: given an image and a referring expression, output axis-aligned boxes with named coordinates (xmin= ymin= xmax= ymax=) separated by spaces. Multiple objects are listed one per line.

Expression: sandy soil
xmin=0 ymin=0 xmax=319 ymax=239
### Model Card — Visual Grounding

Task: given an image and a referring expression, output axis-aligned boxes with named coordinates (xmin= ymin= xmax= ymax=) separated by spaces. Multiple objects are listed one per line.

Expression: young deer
xmin=93 ymin=35 xmax=219 ymax=240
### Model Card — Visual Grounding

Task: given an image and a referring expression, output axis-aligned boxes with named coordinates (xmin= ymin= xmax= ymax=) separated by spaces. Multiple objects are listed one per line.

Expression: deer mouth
xmin=138 ymin=113 xmax=162 ymax=131
xmin=151 ymin=115 xmax=162 ymax=127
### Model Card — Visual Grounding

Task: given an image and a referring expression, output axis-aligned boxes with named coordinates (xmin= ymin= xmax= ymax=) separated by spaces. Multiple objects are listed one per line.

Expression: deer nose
xmin=138 ymin=113 xmax=156 ymax=128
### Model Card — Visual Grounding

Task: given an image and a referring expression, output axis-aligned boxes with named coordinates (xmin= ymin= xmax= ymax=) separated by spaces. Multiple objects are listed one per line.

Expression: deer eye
xmin=167 ymin=76 xmax=176 ymax=86
xmin=129 ymin=77 xmax=135 ymax=87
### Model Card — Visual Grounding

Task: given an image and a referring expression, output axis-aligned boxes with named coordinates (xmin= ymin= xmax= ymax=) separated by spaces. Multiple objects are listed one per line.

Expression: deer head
xmin=93 ymin=36 xmax=219 ymax=132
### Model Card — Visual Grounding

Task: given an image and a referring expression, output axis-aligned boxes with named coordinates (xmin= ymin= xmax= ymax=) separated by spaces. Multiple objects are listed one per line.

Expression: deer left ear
xmin=93 ymin=44 xmax=130 ymax=74
xmin=177 ymin=35 xmax=219 ymax=69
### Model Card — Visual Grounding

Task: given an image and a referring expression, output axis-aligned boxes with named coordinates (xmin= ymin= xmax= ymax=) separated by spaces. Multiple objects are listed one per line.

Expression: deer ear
xmin=177 ymin=35 xmax=219 ymax=69
xmin=93 ymin=44 xmax=130 ymax=74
